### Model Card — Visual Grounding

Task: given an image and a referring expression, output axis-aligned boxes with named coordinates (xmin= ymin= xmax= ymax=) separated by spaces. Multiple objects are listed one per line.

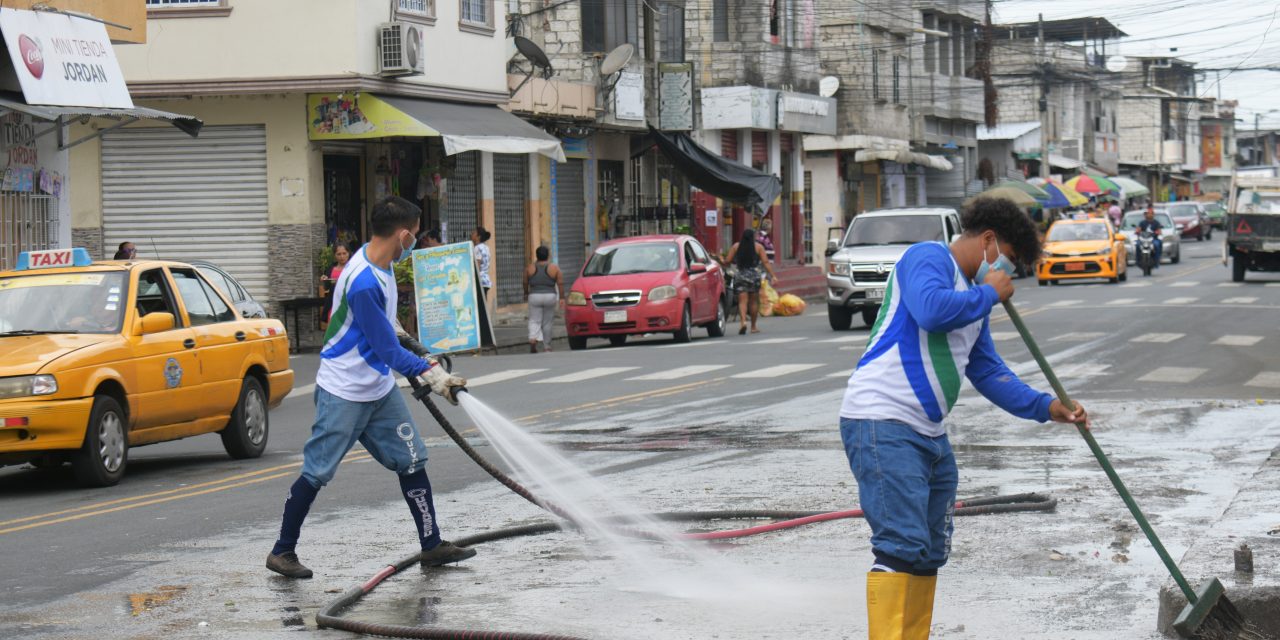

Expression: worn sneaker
xmin=420 ymin=541 xmax=477 ymax=567
xmin=266 ymin=552 xmax=313 ymax=579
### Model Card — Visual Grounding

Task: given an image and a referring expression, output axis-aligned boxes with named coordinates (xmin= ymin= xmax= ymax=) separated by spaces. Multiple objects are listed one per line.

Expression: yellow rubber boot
xmin=866 ymin=572 xmax=909 ymax=640
xmin=903 ymin=574 xmax=937 ymax=640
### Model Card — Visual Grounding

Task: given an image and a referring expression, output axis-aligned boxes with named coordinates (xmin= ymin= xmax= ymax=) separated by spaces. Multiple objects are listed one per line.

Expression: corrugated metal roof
xmin=977 ymin=121 xmax=1041 ymax=141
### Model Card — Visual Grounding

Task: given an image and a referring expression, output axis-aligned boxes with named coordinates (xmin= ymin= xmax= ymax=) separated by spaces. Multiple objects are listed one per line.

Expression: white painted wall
xmin=807 ymin=154 xmax=839 ymax=271
xmin=116 ymin=0 xmax=508 ymax=95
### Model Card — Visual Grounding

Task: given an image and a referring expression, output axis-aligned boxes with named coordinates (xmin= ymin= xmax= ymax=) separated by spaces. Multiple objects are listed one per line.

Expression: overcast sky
xmin=994 ymin=0 xmax=1280 ymax=129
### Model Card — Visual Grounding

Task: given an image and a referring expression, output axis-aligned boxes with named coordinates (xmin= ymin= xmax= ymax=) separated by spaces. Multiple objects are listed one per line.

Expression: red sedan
xmin=565 ymin=235 xmax=727 ymax=349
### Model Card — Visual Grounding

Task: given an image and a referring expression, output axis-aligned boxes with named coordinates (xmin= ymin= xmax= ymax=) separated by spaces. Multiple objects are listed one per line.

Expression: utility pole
xmin=1038 ymin=14 xmax=1050 ymax=180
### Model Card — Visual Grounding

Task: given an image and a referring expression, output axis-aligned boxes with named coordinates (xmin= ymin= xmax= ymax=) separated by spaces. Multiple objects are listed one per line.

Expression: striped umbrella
xmin=1049 ymin=180 xmax=1090 ymax=206
xmin=994 ymin=179 xmax=1051 ymax=202
xmin=1065 ymin=174 xmax=1119 ymax=196
xmin=1037 ymin=182 xmax=1073 ymax=208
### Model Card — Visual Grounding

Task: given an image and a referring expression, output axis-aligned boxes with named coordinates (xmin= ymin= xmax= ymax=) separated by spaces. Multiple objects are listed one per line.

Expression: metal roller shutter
xmin=102 ymin=126 xmax=269 ymax=300
xmin=492 ymin=154 xmax=527 ymax=306
xmin=555 ymin=158 xmax=585 ymax=287
xmin=443 ymin=151 xmax=477 ymax=244
xmin=925 ymin=155 xmax=965 ymax=208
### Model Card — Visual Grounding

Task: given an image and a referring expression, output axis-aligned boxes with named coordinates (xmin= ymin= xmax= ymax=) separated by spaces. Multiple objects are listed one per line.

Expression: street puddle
xmin=127 ymin=585 xmax=187 ymax=616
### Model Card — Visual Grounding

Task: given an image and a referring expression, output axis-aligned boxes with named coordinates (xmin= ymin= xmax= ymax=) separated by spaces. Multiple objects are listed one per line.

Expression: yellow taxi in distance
xmin=1037 ymin=218 xmax=1128 ymax=285
xmin=0 ymin=248 xmax=294 ymax=486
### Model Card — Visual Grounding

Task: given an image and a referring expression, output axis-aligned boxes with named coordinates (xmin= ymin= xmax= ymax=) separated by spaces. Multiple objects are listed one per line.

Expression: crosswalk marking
xmin=828 ymin=370 xmax=853 ymax=378
xmin=1221 ymin=297 xmax=1258 ymax=304
xmin=1137 ymin=367 xmax=1207 ymax=383
xmin=1121 ymin=281 xmax=1152 ymax=287
xmin=1169 ymin=281 xmax=1197 ymax=288
xmin=1107 ymin=298 xmax=1140 ymax=305
xmin=1051 ymin=332 xmax=1107 ymax=342
xmin=747 ymin=337 xmax=807 ymax=345
xmin=533 ymin=367 xmax=639 ymax=383
xmin=1214 ymin=335 xmax=1264 ymax=346
xmin=989 ymin=331 xmax=1019 ymax=341
xmin=1245 ymin=372 xmax=1280 ymax=388
xmin=1217 ymin=282 xmax=1244 ymax=288
xmin=1267 ymin=283 xmax=1280 ymax=288
xmin=655 ymin=340 xmax=717 ymax=349
xmin=818 ymin=335 xmax=865 ymax=344
xmin=1164 ymin=297 xmax=1198 ymax=305
xmin=1130 ymin=333 xmax=1185 ymax=343
xmin=1047 ymin=299 xmax=1083 ymax=307
xmin=466 ymin=369 xmax=547 ymax=387
xmin=731 ymin=364 xmax=822 ymax=379
xmin=627 ymin=365 xmax=731 ymax=381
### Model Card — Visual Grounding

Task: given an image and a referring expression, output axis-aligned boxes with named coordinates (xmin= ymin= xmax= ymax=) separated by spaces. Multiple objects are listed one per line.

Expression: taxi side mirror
xmin=134 ymin=312 xmax=175 ymax=336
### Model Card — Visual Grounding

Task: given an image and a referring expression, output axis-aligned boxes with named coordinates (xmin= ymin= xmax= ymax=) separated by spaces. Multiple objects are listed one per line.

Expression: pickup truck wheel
xmin=72 ymin=395 xmax=128 ymax=487
xmin=828 ymin=305 xmax=853 ymax=331
xmin=862 ymin=307 xmax=880 ymax=327
xmin=1233 ymin=254 xmax=1247 ymax=282
xmin=222 ymin=376 xmax=268 ymax=459
xmin=568 ymin=336 xmax=588 ymax=350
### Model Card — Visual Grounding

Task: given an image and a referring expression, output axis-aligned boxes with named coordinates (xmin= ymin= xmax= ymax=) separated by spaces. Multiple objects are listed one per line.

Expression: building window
xmin=712 ymin=0 xmax=730 ymax=42
xmin=146 ymin=0 xmax=230 ymax=18
xmin=146 ymin=0 xmax=221 ymax=5
xmin=583 ymin=0 xmax=638 ymax=53
xmin=398 ymin=0 xmax=435 ymax=16
xmin=659 ymin=1 xmax=684 ymax=61
xmin=892 ymin=55 xmax=901 ymax=104
xmin=872 ymin=49 xmax=881 ymax=101
xmin=922 ymin=13 xmax=935 ymax=73
xmin=459 ymin=0 xmax=492 ymax=31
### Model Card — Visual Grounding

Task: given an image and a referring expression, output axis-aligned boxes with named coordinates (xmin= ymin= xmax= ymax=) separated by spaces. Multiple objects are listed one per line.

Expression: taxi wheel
xmin=72 ymin=395 xmax=128 ymax=487
xmin=221 ymin=377 xmax=268 ymax=460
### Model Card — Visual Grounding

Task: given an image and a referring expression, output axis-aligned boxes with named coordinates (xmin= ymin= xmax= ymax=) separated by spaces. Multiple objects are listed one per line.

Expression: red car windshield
xmin=583 ymin=243 xmax=680 ymax=276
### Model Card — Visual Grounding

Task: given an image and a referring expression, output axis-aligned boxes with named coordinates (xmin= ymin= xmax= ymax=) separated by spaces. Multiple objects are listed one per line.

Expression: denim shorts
xmin=840 ymin=417 xmax=958 ymax=574
xmin=301 ymin=386 xmax=427 ymax=487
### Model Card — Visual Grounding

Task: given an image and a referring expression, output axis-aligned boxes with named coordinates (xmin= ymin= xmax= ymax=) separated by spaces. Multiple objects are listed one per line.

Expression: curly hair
xmin=961 ymin=197 xmax=1042 ymax=266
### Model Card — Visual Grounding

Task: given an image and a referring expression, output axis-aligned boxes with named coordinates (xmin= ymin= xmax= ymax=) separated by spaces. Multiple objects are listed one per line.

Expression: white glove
xmin=422 ymin=361 xmax=466 ymax=405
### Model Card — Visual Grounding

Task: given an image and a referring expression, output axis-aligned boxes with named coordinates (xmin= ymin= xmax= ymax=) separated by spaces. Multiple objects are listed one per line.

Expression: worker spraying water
xmin=265 ymin=196 xmax=471 ymax=579
xmin=839 ymin=197 xmax=1089 ymax=639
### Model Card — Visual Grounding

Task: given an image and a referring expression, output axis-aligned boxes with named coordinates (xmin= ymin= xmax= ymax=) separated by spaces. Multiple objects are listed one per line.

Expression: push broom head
xmin=1172 ymin=578 xmax=1264 ymax=640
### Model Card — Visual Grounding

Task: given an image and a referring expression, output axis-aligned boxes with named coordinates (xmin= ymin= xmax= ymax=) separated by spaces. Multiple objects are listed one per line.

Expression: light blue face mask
xmin=397 ymin=232 xmax=415 ymax=263
xmin=974 ymin=238 xmax=1015 ymax=283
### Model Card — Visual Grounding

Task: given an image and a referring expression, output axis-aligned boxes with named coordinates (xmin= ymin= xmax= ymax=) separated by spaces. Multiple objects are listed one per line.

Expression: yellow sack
xmin=759 ymin=279 xmax=779 ymax=316
xmin=774 ymin=293 xmax=807 ymax=316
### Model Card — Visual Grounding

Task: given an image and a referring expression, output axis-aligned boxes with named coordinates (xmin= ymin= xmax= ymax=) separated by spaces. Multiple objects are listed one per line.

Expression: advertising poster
xmin=412 ymin=241 xmax=481 ymax=354
xmin=307 ymin=93 xmax=438 ymax=140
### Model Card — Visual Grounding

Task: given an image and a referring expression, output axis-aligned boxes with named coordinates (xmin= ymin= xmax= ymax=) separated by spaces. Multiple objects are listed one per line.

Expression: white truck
xmin=1223 ymin=174 xmax=1280 ymax=282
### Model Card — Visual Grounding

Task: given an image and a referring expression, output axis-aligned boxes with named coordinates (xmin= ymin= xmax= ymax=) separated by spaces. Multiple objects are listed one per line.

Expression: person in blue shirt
xmin=266 ymin=196 xmax=472 ymax=579
xmin=840 ymin=197 xmax=1089 ymax=639
xmin=1137 ymin=205 xmax=1164 ymax=267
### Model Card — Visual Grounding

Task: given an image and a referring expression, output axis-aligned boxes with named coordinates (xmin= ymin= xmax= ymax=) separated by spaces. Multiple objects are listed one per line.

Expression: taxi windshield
xmin=0 ymin=272 xmax=128 ymax=335
xmin=1047 ymin=223 xmax=1109 ymax=242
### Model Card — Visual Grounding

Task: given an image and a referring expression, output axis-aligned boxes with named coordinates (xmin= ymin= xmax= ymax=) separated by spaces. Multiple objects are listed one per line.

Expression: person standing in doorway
xmin=113 ymin=242 xmax=136 ymax=260
xmin=725 ymin=228 xmax=776 ymax=335
xmin=265 ymin=196 xmax=473 ymax=579
xmin=524 ymin=246 xmax=563 ymax=353
xmin=839 ymin=197 xmax=1088 ymax=638
xmin=471 ymin=226 xmax=493 ymax=299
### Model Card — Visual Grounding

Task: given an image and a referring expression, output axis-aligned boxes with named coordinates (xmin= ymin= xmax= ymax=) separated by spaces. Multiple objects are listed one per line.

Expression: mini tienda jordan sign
xmin=0 ymin=9 xmax=133 ymax=109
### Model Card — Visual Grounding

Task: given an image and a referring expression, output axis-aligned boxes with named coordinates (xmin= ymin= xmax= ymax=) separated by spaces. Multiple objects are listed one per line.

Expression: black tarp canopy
xmin=645 ymin=126 xmax=781 ymax=214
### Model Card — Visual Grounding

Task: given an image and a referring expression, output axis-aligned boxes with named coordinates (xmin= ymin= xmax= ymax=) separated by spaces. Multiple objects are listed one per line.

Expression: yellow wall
xmin=70 ymin=93 xmax=321 ymax=228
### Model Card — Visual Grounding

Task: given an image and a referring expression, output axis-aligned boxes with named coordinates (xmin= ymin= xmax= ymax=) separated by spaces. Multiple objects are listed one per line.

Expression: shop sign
xmin=614 ymin=72 xmax=645 ymax=122
xmin=307 ymin=93 xmax=437 ymax=140
xmin=776 ymin=91 xmax=836 ymax=135
xmin=0 ymin=9 xmax=132 ymax=109
xmin=411 ymin=242 xmax=484 ymax=354
xmin=701 ymin=86 xmax=775 ymax=130
xmin=658 ymin=63 xmax=693 ymax=131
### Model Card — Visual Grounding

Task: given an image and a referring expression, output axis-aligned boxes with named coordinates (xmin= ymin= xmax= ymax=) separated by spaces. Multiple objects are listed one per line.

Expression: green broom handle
xmin=1001 ymin=299 xmax=1198 ymax=602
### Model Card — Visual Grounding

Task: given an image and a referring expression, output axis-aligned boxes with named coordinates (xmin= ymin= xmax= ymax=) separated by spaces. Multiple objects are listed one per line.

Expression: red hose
xmin=362 ymin=565 xmax=397 ymax=592
xmin=681 ymin=501 xmax=969 ymax=541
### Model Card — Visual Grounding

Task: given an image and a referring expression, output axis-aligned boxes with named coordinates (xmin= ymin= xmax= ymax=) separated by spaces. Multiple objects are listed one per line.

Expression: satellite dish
xmin=509 ymin=36 xmax=554 ymax=97
xmin=1105 ymin=56 xmax=1128 ymax=73
xmin=819 ymin=75 xmax=840 ymax=98
xmin=600 ymin=43 xmax=635 ymax=78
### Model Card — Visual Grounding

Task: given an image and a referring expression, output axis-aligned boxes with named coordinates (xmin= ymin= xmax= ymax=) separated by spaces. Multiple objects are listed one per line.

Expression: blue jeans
xmin=840 ymin=418 xmax=958 ymax=575
xmin=301 ymin=386 xmax=427 ymax=487
xmin=1153 ymin=238 xmax=1162 ymax=265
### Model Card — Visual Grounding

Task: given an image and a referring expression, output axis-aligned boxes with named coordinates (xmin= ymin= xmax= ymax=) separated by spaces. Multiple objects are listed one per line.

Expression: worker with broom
xmin=839 ymin=197 xmax=1089 ymax=639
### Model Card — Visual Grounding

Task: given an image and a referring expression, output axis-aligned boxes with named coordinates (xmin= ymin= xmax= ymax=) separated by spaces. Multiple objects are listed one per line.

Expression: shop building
xmin=70 ymin=0 xmax=563 ymax=341
xmin=1115 ymin=56 xmax=1203 ymax=200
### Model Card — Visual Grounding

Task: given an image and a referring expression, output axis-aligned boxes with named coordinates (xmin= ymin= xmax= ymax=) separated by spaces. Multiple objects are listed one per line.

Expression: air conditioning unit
xmin=378 ymin=22 xmax=424 ymax=77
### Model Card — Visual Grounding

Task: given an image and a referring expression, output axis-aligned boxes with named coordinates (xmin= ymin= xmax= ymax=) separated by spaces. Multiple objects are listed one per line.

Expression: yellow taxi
xmin=0 ymin=248 xmax=294 ymax=486
xmin=1037 ymin=218 xmax=1128 ymax=285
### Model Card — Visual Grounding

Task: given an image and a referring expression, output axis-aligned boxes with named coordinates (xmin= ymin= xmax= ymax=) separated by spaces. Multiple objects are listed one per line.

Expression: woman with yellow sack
xmin=725 ymin=228 xmax=777 ymax=334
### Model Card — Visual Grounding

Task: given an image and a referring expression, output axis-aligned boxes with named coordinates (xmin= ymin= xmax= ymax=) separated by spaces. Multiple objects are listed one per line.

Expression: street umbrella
xmin=1086 ymin=173 xmax=1122 ymax=196
xmin=1065 ymin=174 xmax=1118 ymax=196
xmin=965 ymin=186 xmax=1040 ymax=208
xmin=1050 ymin=180 xmax=1090 ymax=206
xmin=994 ymin=179 xmax=1051 ymax=202
xmin=1110 ymin=176 xmax=1150 ymax=198
xmin=1037 ymin=182 xmax=1073 ymax=208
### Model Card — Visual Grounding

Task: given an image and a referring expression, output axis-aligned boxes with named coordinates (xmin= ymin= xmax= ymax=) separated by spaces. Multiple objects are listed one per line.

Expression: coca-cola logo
xmin=18 ymin=35 xmax=43 ymax=79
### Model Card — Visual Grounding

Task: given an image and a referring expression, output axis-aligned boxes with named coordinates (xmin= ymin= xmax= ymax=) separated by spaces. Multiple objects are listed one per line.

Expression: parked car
xmin=0 ymin=248 xmax=294 ymax=486
xmin=1120 ymin=211 xmax=1181 ymax=265
xmin=191 ymin=260 xmax=266 ymax=319
xmin=825 ymin=207 xmax=962 ymax=330
xmin=1037 ymin=219 xmax=1128 ymax=284
xmin=1159 ymin=202 xmax=1211 ymax=241
xmin=564 ymin=235 xmax=726 ymax=349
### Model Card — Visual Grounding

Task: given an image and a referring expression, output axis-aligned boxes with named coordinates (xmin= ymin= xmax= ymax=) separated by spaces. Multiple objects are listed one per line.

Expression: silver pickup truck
xmin=825 ymin=207 xmax=962 ymax=330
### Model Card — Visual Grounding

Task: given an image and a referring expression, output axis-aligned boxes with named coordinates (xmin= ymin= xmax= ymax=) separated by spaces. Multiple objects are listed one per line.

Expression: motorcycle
xmin=1135 ymin=230 xmax=1157 ymax=277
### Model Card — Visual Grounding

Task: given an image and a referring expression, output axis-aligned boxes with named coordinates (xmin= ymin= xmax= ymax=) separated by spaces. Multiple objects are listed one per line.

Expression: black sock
xmin=399 ymin=470 xmax=441 ymax=550
xmin=271 ymin=476 xmax=320 ymax=556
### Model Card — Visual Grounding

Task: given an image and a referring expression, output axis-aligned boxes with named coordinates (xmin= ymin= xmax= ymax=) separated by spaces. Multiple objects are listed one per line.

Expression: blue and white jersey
xmin=316 ymin=246 xmax=429 ymax=402
xmin=840 ymin=242 xmax=1052 ymax=437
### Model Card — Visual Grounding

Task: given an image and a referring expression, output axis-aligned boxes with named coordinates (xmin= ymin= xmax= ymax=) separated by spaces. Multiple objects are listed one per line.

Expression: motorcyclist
xmin=1137 ymin=206 xmax=1163 ymax=267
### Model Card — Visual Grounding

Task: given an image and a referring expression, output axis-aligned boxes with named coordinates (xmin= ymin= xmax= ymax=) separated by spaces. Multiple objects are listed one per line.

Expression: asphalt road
xmin=1 ymin=237 xmax=1277 ymax=635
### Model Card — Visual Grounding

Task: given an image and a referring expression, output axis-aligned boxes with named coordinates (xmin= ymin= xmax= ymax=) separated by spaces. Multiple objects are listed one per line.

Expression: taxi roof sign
xmin=16 ymin=248 xmax=93 ymax=271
